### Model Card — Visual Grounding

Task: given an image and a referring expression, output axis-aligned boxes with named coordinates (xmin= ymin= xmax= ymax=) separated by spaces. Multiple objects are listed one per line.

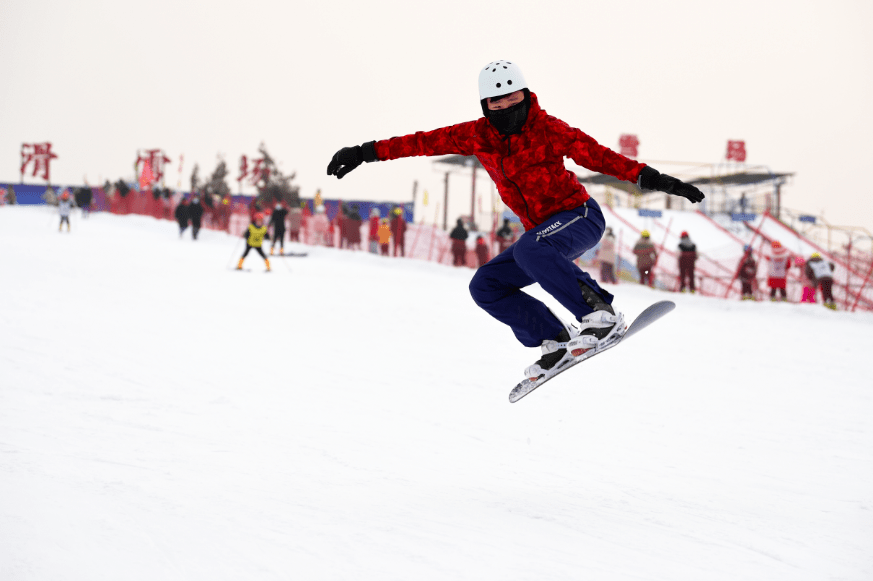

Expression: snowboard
xmin=276 ymin=252 xmax=308 ymax=257
xmin=508 ymin=300 xmax=676 ymax=403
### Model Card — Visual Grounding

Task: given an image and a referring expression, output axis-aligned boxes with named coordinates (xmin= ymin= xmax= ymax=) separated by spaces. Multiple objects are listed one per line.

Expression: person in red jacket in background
xmin=766 ymin=240 xmax=792 ymax=301
xmin=449 ymin=218 xmax=469 ymax=266
xmin=677 ymin=231 xmax=698 ymax=293
xmin=327 ymin=60 xmax=704 ymax=380
xmin=390 ymin=207 xmax=407 ymax=257
xmin=288 ymin=203 xmax=303 ymax=241
xmin=495 ymin=217 xmax=516 ymax=254
xmin=737 ymin=245 xmax=758 ymax=300
xmin=475 ymin=235 xmax=490 ymax=267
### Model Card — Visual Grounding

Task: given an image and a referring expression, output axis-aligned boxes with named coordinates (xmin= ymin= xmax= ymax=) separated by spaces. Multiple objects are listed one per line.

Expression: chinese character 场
xmin=239 ymin=154 xmax=270 ymax=187
xmin=726 ymin=140 xmax=746 ymax=162
xmin=618 ymin=134 xmax=639 ymax=158
xmin=21 ymin=142 xmax=59 ymax=182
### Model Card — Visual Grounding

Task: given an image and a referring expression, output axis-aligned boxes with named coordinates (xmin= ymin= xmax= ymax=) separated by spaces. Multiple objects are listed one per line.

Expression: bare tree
xmin=254 ymin=143 xmax=300 ymax=208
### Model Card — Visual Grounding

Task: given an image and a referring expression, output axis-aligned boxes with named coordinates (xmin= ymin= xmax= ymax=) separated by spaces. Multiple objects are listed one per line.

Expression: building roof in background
xmin=434 ymin=155 xmax=793 ymax=191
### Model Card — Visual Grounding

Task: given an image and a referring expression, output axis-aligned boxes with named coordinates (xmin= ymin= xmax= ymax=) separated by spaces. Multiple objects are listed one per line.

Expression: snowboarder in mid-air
xmin=327 ymin=60 xmax=704 ymax=381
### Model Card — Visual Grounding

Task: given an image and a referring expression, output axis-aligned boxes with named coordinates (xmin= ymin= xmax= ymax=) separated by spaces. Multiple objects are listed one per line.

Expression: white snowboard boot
xmin=567 ymin=310 xmax=626 ymax=358
xmin=524 ymin=322 xmax=578 ymax=380
xmin=565 ymin=282 xmax=627 ymax=359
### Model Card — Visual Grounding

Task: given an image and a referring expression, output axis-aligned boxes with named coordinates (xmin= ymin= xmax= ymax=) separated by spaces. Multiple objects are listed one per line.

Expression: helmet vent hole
xmin=496 ymin=83 xmax=501 ymax=88
xmin=507 ymin=80 xmax=512 ymax=85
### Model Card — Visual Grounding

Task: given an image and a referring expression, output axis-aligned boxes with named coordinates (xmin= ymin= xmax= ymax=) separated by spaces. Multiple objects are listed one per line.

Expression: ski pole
xmin=226 ymin=237 xmax=243 ymax=269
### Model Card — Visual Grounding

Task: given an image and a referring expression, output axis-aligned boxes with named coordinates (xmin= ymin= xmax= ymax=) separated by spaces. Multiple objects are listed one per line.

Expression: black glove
xmin=327 ymin=141 xmax=378 ymax=179
xmin=637 ymin=166 xmax=705 ymax=203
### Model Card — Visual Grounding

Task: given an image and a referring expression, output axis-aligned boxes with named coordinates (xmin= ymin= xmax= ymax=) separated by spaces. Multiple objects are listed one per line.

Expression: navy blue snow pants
xmin=469 ymin=200 xmax=613 ymax=348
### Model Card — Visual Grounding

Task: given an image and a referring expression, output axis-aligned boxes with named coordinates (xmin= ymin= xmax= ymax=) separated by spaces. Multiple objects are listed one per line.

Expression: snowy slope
xmin=2 ymin=206 xmax=872 ymax=581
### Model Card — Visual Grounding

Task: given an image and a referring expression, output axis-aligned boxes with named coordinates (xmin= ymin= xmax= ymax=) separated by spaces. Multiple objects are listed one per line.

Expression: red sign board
xmin=619 ymin=134 xmax=639 ymax=158
xmin=726 ymin=140 xmax=746 ymax=162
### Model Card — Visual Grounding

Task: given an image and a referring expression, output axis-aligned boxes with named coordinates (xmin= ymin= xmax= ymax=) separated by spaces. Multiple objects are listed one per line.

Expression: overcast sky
xmin=2 ymin=0 xmax=871 ymax=232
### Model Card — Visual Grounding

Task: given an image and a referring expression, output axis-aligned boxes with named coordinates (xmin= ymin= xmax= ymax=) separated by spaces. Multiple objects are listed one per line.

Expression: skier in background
xmin=596 ymin=226 xmax=617 ymax=284
xmin=288 ymin=203 xmax=303 ymax=242
xmin=58 ymin=190 xmax=74 ymax=232
xmin=174 ymin=198 xmax=190 ymax=238
xmin=805 ymin=252 xmax=836 ymax=310
xmin=189 ymin=195 xmax=204 ymax=240
xmin=269 ymin=202 xmax=289 ymax=255
xmin=475 ymin=235 xmax=490 ymax=267
xmin=237 ymin=213 xmax=271 ymax=272
xmin=310 ymin=205 xmax=330 ymax=246
xmin=367 ymin=208 xmax=381 ymax=253
xmin=738 ymin=245 xmax=758 ymax=300
xmin=449 ymin=218 xmax=469 ymax=266
xmin=496 ymin=217 xmax=515 ymax=254
xmin=390 ymin=207 xmax=407 ymax=257
xmin=677 ymin=231 xmax=698 ymax=293
xmin=74 ymin=187 xmax=93 ymax=218
xmin=633 ymin=230 xmax=658 ymax=287
xmin=378 ymin=217 xmax=392 ymax=255
xmin=796 ymin=256 xmax=816 ymax=303
xmin=766 ymin=240 xmax=791 ymax=301
xmin=346 ymin=204 xmax=363 ymax=250
xmin=326 ymin=60 xmax=704 ymax=380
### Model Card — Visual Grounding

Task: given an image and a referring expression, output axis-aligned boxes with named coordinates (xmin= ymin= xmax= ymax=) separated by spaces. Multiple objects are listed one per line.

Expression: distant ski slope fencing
xmin=10 ymin=182 xmax=871 ymax=310
xmin=600 ymin=205 xmax=873 ymax=311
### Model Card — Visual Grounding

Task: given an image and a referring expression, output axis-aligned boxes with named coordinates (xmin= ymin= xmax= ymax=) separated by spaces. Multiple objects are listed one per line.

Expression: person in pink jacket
xmin=310 ymin=205 xmax=330 ymax=246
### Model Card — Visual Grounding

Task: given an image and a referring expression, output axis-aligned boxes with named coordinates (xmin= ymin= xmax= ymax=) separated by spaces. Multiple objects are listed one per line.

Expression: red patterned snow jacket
xmin=373 ymin=93 xmax=646 ymax=230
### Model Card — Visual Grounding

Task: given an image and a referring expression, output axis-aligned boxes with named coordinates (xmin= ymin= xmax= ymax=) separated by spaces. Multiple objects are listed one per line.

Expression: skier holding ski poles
xmin=327 ymin=60 xmax=704 ymax=381
xmin=237 ymin=213 xmax=271 ymax=272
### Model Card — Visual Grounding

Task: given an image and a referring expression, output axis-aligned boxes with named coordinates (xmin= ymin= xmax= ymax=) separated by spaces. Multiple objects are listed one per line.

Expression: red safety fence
xmin=98 ymin=188 xmax=873 ymax=311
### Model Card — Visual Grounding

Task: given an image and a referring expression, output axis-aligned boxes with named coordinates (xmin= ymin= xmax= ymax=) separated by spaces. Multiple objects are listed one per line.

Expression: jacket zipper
xmin=500 ymin=135 xmax=533 ymax=227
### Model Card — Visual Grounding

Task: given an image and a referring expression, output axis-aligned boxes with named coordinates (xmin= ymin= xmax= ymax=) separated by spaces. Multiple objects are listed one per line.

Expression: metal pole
xmin=775 ymin=183 xmax=781 ymax=221
xmin=443 ymin=171 xmax=449 ymax=231
xmin=471 ymin=166 xmax=476 ymax=228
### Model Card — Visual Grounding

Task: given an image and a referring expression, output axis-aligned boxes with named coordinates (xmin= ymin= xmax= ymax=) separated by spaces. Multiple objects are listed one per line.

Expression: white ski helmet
xmin=478 ymin=60 xmax=528 ymax=100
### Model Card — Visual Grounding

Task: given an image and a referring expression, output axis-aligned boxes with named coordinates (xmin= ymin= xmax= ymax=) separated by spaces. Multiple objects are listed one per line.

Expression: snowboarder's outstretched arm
xmin=326 ymin=122 xmax=480 ymax=179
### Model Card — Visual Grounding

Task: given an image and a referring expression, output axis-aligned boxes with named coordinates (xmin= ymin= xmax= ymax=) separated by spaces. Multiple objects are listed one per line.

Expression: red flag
xmin=139 ymin=158 xmax=155 ymax=190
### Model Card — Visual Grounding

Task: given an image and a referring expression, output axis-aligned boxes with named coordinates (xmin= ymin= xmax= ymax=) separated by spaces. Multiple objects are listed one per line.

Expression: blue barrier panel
xmin=638 ymin=209 xmax=663 ymax=218
xmin=1 ymin=183 xmax=54 ymax=205
xmin=799 ymin=215 xmax=816 ymax=224
xmin=731 ymin=213 xmax=758 ymax=222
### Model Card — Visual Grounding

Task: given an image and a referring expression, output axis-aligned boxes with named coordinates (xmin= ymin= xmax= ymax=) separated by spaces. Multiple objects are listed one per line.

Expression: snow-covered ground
xmin=2 ymin=206 xmax=872 ymax=581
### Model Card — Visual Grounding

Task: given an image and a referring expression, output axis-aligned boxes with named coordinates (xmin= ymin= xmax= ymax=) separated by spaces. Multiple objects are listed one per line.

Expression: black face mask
xmin=482 ymin=90 xmax=531 ymax=136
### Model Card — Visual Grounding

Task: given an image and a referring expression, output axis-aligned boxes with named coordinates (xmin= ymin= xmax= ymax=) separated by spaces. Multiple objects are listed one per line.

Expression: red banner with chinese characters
xmin=21 ymin=142 xmax=58 ymax=182
xmin=136 ymin=149 xmax=171 ymax=189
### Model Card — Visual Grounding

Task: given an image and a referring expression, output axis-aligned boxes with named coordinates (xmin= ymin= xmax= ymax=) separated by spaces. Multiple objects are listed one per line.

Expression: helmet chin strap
xmin=481 ymin=89 xmax=531 ymax=136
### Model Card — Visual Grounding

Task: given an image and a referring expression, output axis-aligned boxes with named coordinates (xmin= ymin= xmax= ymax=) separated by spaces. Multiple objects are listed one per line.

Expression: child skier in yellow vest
xmin=237 ymin=213 xmax=271 ymax=271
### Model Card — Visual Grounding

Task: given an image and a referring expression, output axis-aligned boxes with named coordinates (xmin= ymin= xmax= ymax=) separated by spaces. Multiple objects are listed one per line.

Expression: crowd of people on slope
xmin=44 ymin=186 xmax=842 ymax=308
xmin=605 ymin=228 xmax=839 ymax=308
